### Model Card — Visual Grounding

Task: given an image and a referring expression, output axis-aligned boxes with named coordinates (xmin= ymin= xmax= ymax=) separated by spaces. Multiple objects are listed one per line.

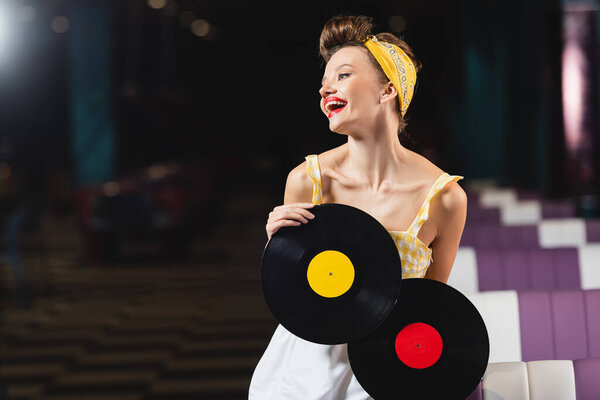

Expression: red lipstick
xmin=324 ymin=96 xmax=348 ymax=119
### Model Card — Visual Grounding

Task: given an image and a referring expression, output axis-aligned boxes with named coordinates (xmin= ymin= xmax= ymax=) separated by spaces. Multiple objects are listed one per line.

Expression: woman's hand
xmin=266 ymin=202 xmax=315 ymax=241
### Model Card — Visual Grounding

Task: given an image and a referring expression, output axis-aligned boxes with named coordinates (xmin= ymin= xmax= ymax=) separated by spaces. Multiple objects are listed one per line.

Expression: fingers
xmin=273 ymin=202 xmax=315 ymax=211
xmin=266 ymin=219 xmax=302 ymax=239
xmin=266 ymin=203 xmax=316 ymax=239
xmin=270 ymin=204 xmax=315 ymax=221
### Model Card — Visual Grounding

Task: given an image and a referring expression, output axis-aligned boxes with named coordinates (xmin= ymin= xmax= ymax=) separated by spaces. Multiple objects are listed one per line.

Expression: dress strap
xmin=406 ymin=173 xmax=464 ymax=235
xmin=305 ymin=154 xmax=324 ymax=205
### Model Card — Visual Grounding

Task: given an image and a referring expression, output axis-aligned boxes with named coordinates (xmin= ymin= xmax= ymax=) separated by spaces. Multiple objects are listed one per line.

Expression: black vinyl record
xmin=348 ymin=278 xmax=489 ymax=400
xmin=260 ymin=203 xmax=403 ymax=345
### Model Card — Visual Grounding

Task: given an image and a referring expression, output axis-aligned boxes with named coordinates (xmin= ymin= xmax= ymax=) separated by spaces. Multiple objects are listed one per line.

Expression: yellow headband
xmin=362 ymin=34 xmax=416 ymax=117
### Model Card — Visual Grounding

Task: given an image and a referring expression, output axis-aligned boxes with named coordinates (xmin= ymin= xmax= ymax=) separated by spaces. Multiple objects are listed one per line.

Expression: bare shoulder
xmin=409 ymin=149 xmax=467 ymax=216
xmin=284 ymin=158 xmax=313 ymax=204
xmin=306 ymin=145 xmax=347 ymax=189
xmin=437 ymin=180 xmax=467 ymax=215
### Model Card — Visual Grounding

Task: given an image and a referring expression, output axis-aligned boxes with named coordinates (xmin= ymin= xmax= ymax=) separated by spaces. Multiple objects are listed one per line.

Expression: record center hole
xmin=329 ymin=272 xmax=333 ymax=276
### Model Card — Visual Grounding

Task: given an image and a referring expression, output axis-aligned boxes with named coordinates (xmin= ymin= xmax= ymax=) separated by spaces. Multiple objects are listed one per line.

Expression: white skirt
xmin=249 ymin=324 xmax=373 ymax=400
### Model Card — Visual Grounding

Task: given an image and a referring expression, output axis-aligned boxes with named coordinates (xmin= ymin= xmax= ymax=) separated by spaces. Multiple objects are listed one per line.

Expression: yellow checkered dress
xmin=305 ymin=154 xmax=463 ymax=279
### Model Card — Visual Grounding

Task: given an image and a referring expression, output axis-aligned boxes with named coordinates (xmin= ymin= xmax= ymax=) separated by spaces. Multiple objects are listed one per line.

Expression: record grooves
xmin=260 ymin=203 xmax=403 ymax=345
xmin=348 ymin=278 xmax=490 ymax=400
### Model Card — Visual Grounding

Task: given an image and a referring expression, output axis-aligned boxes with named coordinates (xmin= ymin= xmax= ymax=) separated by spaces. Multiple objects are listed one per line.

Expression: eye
xmin=339 ymin=73 xmax=350 ymax=80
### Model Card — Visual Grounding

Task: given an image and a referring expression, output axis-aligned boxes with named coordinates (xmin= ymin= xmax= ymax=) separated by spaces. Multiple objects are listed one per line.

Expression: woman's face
xmin=319 ymin=46 xmax=393 ymax=135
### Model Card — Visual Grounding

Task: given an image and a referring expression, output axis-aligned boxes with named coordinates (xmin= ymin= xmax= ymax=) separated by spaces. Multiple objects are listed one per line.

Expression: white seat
xmin=466 ymin=291 xmax=522 ymax=362
xmin=479 ymin=188 xmax=518 ymax=208
xmin=482 ymin=361 xmax=530 ymax=400
xmin=500 ymin=200 xmax=541 ymax=225
xmin=448 ymin=246 xmax=478 ymax=294
xmin=476 ymin=361 xmax=577 ymax=400
xmin=526 ymin=360 xmax=576 ymax=400
xmin=578 ymin=244 xmax=600 ymax=289
xmin=538 ymin=218 xmax=586 ymax=248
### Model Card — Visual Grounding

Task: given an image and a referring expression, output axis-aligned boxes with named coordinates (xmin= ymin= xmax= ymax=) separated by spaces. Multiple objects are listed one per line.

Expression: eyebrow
xmin=321 ymin=64 xmax=353 ymax=85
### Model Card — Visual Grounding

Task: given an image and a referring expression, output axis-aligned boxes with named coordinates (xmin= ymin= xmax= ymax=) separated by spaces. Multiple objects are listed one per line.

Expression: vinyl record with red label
xmin=260 ymin=203 xmax=403 ymax=345
xmin=348 ymin=278 xmax=489 ymax=400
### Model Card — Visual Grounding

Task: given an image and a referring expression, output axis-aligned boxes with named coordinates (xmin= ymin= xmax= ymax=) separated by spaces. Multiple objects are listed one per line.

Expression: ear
xmin=380 ymin=81 xmax=398 ymax=105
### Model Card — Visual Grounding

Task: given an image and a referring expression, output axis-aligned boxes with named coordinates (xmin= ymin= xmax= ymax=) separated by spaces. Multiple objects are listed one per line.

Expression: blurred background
xmin=0 ymin=0 xmax=599 ymax=398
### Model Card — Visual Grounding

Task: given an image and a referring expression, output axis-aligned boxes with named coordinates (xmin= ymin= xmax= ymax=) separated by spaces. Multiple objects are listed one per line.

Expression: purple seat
xmin=475 ymin=248 xmax=580 ymax=292
xmin=504 ymin=249 xmax=532 ymax=290
xmin=474 ymin=226 xmax=501 ymax=248
xmin=586 ymin=290 xmax=600 ymax=358
xmin=518 ymin=291 xmax=554 ymax=361
xmin=460 ymin=227 xmax=477 ymax=247
xmin=466 ymin=191 xmax=481 ymax=205
xmin=476 ymin=249 xmax=505 ymax=291
xmin=466 ymin=207 xmax=501 ymax=226
xmin=585 ymin=219 xmax=600 ymax=243
xmin=573 ymin=358 xmax=600 ymax=400
xmin=542 ymin=201 xmax=576 ymax=219
xmin=514 ymin=226 xmax=538 ymax=248
xmin=552 ymin=291 xmax=588 ymax=360
xmin=472 ymin=226 xmax=538 ymax=249
xmin=530 ymin=249 xmax=558 ymax=290
xmin=529 ymin=248 xmax=580 ymax=290
xmin=554 ymin=248 xmax=581 ymax=289
xmin=518 ymin=290 xmax=600 ymax=361
xmin=517 ymin=189 xmax=542 ymax=201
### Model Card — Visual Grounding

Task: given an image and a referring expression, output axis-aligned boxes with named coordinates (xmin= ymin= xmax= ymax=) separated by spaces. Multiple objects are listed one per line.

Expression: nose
xmin=319 ymin=83 xmax=334 ymax=100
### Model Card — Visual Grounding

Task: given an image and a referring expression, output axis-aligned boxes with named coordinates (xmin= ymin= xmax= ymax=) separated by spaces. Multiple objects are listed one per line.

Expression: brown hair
xmin=318 ymin=14 xmax=422 ymax=146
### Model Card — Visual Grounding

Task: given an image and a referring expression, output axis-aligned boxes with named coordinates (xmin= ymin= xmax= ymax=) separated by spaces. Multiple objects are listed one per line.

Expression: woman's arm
xmin=283 ymin=161 xmax=314 ymax=205
xmin=264 ymin=161 xmax=314 ymax=248
xmin=423 ymin=181 xmax=468 ymax=283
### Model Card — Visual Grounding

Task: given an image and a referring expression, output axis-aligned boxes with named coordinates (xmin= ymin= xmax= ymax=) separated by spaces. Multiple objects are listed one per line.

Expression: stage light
xmin=562 ymin=44 xmax=584 ymax=151
xmin=561 ymin=3 xmax=596 ymax=155
xmin=0 ymin=3 xmax=11 ymax=63
xmin=51 ymin=16 xmax=70 ymax=33
xmin=0 ymin=163 xmax=11 ymax=180
xmin=148 ymin=165 xmax=167 ymax=180
xmin=389 ymin=15 xmax=406 ymax=33
xmin=104 ymin=182 xmax=120 ymax=197
xmin=148 ymin=0 xmax=167 ymax=10
xmin=18 ymin=6 xmax=35 ymax=23
xmin=191 ymin=19 xmax=210 ymax=37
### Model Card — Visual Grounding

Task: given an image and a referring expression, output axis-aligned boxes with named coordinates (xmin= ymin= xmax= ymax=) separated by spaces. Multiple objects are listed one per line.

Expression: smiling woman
xmin=249 ymin=13 xmax=467 ymax=400
xmin=319 ymin=15 xmax=422 ymax=144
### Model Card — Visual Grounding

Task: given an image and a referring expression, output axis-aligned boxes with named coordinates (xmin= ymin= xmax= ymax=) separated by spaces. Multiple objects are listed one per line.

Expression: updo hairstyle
xmin=318 ymin=14 xmax=422 ymax=144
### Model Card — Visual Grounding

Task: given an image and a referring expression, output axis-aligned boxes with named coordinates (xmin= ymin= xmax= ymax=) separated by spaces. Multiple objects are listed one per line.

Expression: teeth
xmin=326 ymin=101 xmax=347 ymax=112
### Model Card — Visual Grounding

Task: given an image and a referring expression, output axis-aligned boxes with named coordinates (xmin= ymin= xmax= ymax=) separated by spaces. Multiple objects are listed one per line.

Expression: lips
xmin=324 ymin=97 xmax=348 ymax=118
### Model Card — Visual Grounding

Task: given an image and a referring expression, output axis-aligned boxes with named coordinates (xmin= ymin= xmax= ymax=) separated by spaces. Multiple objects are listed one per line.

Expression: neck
xmin=344 ymin=131 xmax=409 ymax=192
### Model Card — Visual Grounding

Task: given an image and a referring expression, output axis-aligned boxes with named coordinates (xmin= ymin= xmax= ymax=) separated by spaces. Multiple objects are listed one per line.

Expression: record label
xmin=348 ymin=278 xmax=489 ymax=399
xmin=306 ymin=250 xmax=355 ymax=298
xmin=394 ymin=322 xmax=443 ymax=369
xmin=261 ymin=203 xmax=403 ymax=344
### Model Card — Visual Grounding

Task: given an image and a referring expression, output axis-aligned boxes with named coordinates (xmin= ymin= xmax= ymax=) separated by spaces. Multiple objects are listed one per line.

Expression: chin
xmin=328 ymin=122 xmax=348 ymax=135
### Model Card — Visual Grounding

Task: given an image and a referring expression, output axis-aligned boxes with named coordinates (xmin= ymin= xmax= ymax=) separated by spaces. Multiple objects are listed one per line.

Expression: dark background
xmin=0 ymin=0 xmax=579 ymax=199
xmin=0 ymin=0 xmax=599 ymax=398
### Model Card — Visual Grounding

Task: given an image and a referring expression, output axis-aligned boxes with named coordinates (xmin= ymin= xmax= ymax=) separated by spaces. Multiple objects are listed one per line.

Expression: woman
xmin=249 ymin=14 xmax=467 ymax=399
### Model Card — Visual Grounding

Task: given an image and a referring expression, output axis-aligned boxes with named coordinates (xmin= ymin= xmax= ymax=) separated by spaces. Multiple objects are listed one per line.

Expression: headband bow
xmin=362 ymin=34 xmax=416 ymax=117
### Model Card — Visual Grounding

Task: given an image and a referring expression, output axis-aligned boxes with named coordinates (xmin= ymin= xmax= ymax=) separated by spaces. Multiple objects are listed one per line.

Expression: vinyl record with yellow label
xmin=260 ymin=203 xmax=403 ymax=345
